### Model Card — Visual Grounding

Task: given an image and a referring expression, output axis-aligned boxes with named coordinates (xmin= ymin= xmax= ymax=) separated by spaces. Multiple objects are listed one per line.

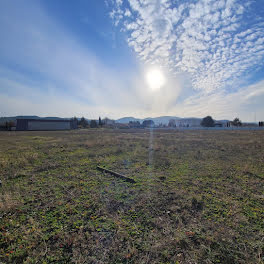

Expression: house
xmin=115 ymin=123 xmax=130 ymax=129
xmin=103 ymin=118 xmax=115 ymax=125
xmin=175 ymin=118 xmax=201 ymax=127
xmin=129 ymin=121 xmax=141 ymax=128
xmin=16 ymin=119 xmax=78 ymax=131
xmin=214 ymin=123 xmax=223 ymax=127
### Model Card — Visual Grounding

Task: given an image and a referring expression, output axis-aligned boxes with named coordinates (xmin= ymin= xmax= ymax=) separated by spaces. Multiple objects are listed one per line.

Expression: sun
xmin=146 ymin=68 xmax=166 ymax=91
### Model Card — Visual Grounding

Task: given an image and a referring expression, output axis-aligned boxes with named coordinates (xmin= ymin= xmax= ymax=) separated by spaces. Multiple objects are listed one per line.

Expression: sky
xmin=0 ymin=0 xmax=264 ymax=121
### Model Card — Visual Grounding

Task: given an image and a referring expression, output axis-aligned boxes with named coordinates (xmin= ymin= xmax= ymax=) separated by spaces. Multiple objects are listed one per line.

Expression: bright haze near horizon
xmin=0 ymin=0 xmax=264 ymax=122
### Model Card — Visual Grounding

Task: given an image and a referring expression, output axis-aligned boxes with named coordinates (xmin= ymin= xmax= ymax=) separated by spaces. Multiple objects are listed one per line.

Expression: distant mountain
xmin=15 ymin=115 xmax=41 ymax=119
xmin=0 ymin=115 xmax=231 ymax=126
xmin=116 ymin=117 xmax=142 ymax=123
xmin=145 ymin=116 xmax=181 ymax=125
xmin=41 ymin=117 xmax=64 ymax=120
xmin=116 ymin=116 xmax=231 ymax=126
xmin=117 ymin=116 xmax=190 ymax=125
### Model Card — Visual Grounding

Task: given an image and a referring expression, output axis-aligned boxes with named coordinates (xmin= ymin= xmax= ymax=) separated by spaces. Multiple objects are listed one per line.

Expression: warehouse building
xmin=16 ymin=119 xmax=78 ymax=131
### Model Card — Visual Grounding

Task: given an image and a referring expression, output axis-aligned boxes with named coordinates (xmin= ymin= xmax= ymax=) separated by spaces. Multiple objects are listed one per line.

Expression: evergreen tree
xmin=90 ymin=120 xmax=98 ymax=128
xmin=79 ymin=117 xmax=88 ymax=128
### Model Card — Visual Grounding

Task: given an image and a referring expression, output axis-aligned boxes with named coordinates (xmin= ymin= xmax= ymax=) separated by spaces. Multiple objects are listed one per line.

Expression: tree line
xmin=75 ymin=116 xmax=253 ymax=128
xmin=200 ymin=116 xmax=242 ymax=127
xmin=73 ymin=117 xmax=114 ymax=128
xmin=0 ymin=121 xmax=15 ymax=131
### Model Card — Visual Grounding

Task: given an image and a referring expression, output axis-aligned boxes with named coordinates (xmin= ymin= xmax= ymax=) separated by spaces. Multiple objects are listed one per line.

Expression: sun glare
xmin=146 ymin=68 xmax=166 ymax=91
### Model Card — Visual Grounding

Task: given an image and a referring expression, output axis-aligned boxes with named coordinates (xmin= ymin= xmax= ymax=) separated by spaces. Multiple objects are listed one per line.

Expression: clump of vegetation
xmin=232 ymin=117 xmax=242 ymax=126
xmin=201 ymin=116 xmax=215 ymax=127
xmin=90 ymin=120 xmax=98 ymax=128
xmin=142 ymin=119 xmax=155 ymax=128
xmin=78 ymin=117 xmax=88 ymax=128
xmin=0 ymin=121 xmax=15 ymax=131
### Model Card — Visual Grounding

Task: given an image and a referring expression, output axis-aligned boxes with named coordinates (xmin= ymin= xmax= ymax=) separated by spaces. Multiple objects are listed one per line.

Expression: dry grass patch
xmin=0 ymin=129 xmax=263 ymax=263
xmin=0 ymin=192 xmax=22 ymax=212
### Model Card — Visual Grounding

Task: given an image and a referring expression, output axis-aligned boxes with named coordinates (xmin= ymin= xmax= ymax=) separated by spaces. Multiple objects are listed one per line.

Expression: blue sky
xmin=0 ymin=0 xmax=264 ymax=121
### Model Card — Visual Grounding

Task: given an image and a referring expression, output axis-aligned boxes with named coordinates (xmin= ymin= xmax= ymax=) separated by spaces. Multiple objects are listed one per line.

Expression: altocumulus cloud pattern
xmin=109 ymin=0 xmax=264 ymax=93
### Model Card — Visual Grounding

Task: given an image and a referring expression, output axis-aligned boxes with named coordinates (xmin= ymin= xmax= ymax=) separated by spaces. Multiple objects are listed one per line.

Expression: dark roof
xmin=16 ymin=118 xmax=78 ymax=130
xmin=17 ymin=119 xmax=72 ymax=123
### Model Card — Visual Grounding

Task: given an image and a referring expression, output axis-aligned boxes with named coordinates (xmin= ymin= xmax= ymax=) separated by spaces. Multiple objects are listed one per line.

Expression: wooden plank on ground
xmin=97 ymin=166 xmax=136 ymax=183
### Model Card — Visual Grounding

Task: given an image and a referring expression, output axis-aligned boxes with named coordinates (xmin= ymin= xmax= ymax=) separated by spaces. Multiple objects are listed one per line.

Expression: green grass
xmin=0 ymin=129 xmax=263 ymax=263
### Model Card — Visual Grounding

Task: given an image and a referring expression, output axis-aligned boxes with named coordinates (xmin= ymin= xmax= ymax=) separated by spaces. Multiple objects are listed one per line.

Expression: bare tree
xmin=232 ymin=117 xmax=242 ymax=127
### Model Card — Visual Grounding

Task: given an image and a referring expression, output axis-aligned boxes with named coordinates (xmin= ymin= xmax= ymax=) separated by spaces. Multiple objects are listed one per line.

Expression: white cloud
xmin=110 ymin=0 xmax=264 ymax=93
xmin=124 ymin=9 xmax=132 ymax=17
xmin=169 ymin=80 xmax=264 ymax=121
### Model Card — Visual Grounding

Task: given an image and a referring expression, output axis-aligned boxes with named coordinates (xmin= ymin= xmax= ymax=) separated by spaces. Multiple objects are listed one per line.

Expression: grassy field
xmin=0 ymin=129 xmax=263 ymax=263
